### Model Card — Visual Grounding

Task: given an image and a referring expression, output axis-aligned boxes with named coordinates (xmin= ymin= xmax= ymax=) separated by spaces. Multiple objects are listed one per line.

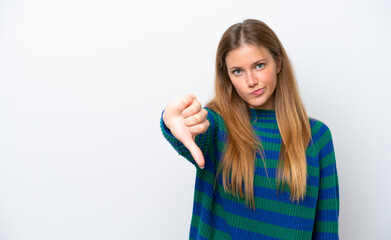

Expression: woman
xmin=161 ymin=19 xmax=339 ymax=240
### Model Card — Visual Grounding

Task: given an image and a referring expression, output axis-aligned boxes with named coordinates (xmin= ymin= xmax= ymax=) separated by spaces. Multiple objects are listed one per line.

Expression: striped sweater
xmin=160 ymin=107 xmax=339 ymax=240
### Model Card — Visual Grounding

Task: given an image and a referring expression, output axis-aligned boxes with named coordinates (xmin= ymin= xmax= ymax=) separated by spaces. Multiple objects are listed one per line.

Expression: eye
xmin=255 ymin=63 xmax=265 ymax=70
xmin=232 ymin=69 xmax=243 ymax=75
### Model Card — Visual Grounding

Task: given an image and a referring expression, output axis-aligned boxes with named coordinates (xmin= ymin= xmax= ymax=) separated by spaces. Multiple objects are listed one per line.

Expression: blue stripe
xmin=320 ymin=163 xmax=337 ymax=178
xmin=254 ymin=167 xmax=319 ymax=187
xmin=307 ymin=155 xmax=320 ymax=168
xmin=217 ymin=129 xmax=227 ymax=142
xmin=309 ymin=118 xmax=317 ymax=128
xmin=212 ymin=144 xmax=223 ymax=164
xmin=319 ymin=140 xmax=334 ymax=159
xmin=206 ymin=108 xmax=220 ymax=140
xmin=311 ymin=123 xmax=329 ymax=143
xmin=307 ymin=175 xmax=320 ymax=187
xmin=319 ymin=186 xmax=338 ymax=200
xmin=315 ymin=209 xmax=339 ymax=222
xmin=253 ymin=184 xmax=317 ymax=208
xmin=201 ymin=153 xmax=216 ymax=173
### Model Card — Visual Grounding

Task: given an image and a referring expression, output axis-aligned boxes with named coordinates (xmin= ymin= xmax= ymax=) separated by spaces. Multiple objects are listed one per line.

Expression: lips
xmin=251 ymin=87 xmax=264 ymax=96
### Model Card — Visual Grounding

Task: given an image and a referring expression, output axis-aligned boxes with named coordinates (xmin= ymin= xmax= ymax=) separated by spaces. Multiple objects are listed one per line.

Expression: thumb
xmin=182 ymin=136 xmax=205 ymax=169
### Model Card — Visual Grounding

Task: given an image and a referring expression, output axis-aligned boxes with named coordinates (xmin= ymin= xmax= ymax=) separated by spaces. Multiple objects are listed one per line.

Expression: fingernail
xmin=200 ymin=165 xmax=204 ymax=169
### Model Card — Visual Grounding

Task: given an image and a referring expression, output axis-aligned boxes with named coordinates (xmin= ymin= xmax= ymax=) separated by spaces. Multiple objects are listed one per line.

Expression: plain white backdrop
xmin=1 ymin=0 xmax=390 ymax=239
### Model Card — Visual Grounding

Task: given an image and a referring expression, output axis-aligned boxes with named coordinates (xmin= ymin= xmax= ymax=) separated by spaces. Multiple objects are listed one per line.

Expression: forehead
xmin=225 ymin=44 xmax=271 ymax=66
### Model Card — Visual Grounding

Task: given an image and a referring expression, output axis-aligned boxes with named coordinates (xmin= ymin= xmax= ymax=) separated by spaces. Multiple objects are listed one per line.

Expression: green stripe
xmin=190 ymin=215 xmax=232 ymax=240
xmin=253 ymin=122 xmax=279 ymax=129
xmin=320 ymin=152 xmax=336 ymax=167
xmin=316 ymin=199 xmax=339 ymax=210
xmin=319 ymin=174 xmax=338 ymax=189
xmin=306 ymin=145 xmax=319 ymax=157
xmin=313 ymin=221 xmax=338 ymax=234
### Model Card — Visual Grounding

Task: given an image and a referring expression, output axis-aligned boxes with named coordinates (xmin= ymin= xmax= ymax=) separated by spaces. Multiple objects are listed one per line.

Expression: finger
xmin=177 ymin=94 xmax=196 ymax=113
xmin=188 ymin=120 xmax=210 ymax=135
xmin=184 ymin=108 xmax=208 ymax=127
xmin=182 ymin=137 xmax=205 ymax=169
xmin=182 ymin=98 xmax=202 ymax=118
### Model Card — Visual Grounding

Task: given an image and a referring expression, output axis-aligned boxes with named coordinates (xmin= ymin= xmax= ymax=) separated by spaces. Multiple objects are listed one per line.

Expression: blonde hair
xmin=206 ymin=19 xmax=312 ymax=209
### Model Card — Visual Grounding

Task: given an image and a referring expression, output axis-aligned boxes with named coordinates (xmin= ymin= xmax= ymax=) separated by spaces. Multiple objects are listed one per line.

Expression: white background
xmin=1 ymin=0 xmax=390 ymax=239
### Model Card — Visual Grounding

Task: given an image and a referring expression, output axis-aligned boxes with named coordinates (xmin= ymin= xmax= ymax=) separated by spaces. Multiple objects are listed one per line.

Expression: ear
xmin=277 ymin=56 xmax=282 ymax=74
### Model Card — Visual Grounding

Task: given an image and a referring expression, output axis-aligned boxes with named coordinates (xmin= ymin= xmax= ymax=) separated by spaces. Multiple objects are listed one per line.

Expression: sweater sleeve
xmin=312 ymin=123 xmax=340 ymax=240
xmin=160 ymin=107 xmax=219 ymax=169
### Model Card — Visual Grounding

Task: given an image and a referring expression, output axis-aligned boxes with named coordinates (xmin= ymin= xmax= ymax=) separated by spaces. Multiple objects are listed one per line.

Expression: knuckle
xmin=186 ymin=94 xmax=196 ymax=102
xmin=194 ymin=114 xmax=201 ymax=122
xmin=183 ymin=94 xmax=190 ymax=102
xmin=201 ymin=109 xmax=208 ymax=117
xmin=189 ymin=127 xmax=197 ymax=135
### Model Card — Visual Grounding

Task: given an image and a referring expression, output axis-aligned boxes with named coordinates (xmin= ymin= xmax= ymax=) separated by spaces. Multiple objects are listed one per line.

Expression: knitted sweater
xmin=160 ymin=107 xmax=339 ymax=240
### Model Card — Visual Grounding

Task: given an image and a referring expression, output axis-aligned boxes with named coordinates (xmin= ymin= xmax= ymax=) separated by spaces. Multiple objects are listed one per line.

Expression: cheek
xmin=258 ymin=70 xmax=277 ymax=85
xmin=230 ymin=79 xmax=247 ymax=96
xmin=229 ymin=78 xmax=242 ymax=90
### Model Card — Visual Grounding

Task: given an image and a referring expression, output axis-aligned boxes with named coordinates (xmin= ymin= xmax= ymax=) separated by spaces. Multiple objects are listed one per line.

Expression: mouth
xmin=251 ymin=87 xmax=265 ymax=96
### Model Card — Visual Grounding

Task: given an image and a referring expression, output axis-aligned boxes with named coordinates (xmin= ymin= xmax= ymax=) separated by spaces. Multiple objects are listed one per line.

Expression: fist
xmin=163 ymin=94 xmax=210 ymax=169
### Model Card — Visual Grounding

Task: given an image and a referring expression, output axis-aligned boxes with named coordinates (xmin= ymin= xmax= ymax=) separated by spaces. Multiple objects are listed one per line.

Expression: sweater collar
xmin=249 ymin=107 xmax=276 ymax=122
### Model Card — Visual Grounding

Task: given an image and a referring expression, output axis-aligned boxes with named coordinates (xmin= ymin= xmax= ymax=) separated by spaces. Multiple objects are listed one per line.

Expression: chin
xmin=249 ymin=98 xmax=274 ymax=109
xmin=248 ymin=100 xmax=266 ymax=108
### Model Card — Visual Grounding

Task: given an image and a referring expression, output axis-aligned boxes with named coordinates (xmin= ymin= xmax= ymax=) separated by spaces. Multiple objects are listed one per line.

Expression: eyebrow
xmin=228 ymin=58 xmax=268 ymax=71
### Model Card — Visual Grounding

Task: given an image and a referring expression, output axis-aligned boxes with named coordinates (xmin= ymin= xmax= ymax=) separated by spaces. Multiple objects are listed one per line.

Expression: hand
xmin=163 ymin=94 xmax=210 ymax=169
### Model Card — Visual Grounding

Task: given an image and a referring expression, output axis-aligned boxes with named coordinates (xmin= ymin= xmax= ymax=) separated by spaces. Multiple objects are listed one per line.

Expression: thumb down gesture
xmin=163 ymin=94 xmax=210 ymax=169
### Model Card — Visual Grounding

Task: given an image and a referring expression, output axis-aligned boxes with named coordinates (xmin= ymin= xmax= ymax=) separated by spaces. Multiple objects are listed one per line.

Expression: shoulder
xmin=203 ymin=107 xmax=228 ymax=140
xmin=308 ymin=117 xmax=334 ymax=151
xmin=204 ymin=107 xmax=225 ymax=126
xmin=204 ymin=107 xmax=220 ymax=117
xmin=309 ymin=117 xmax=332 ymax=137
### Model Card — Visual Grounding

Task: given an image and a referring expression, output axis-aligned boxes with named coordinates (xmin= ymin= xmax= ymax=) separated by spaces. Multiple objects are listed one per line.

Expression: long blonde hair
xmin=206 ymin=19 xmax=312 ymax=209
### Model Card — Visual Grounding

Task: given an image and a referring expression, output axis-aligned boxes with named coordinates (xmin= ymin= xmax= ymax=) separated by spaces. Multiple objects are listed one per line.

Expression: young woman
xmin=160 ymin=19 xmax=339 ymax=240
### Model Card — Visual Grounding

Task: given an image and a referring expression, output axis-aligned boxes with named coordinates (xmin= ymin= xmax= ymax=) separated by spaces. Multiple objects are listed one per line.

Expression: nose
xmin=246 ymin=71 xmax=258 ymax=87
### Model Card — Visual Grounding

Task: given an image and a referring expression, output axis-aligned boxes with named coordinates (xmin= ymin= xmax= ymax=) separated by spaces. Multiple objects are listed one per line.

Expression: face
xmin=225 ymin=43 xmax=281 ymax=110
